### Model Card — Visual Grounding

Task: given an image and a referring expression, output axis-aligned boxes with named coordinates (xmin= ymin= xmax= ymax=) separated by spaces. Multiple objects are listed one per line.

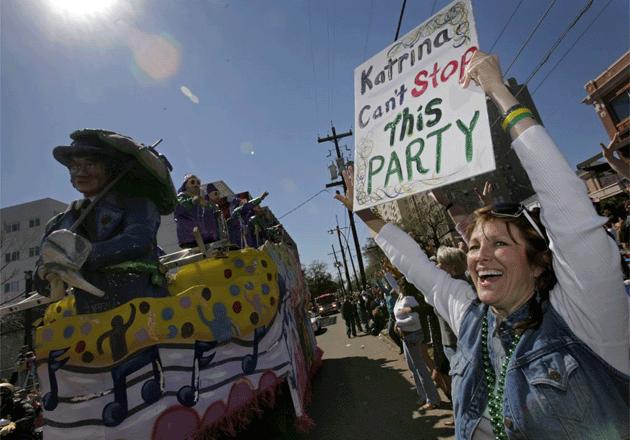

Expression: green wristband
xmin=505 ymin=111 xmax=534 ymax=132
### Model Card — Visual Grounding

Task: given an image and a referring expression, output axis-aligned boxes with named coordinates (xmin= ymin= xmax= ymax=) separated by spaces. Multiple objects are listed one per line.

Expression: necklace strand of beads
xmin=481 ymin=313 xmax=522 ymax=440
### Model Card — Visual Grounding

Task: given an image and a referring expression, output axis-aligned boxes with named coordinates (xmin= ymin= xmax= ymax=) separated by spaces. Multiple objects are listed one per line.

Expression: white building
xmin=1 ymin=198 xmax=68 ymax=378
xmin=1 ymin=198 xmax=68 ymax=300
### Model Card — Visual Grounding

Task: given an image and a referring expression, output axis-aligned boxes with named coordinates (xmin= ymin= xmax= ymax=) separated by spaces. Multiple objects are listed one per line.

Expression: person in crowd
xmin=0 ymin=381 xmax=36 ymax=439
xmin=393 ymin=278 xmax=442 ymax=412
xmin=434 ymin=246 xmax=466 ymax=363
xmin=404 ymin=282 xmax=451 ymax=402
xmin=352 ymin=295 xmax=364 ymax=333
xmin=381 ymin=271 xmax=404 ymax=354
xmin=174 ymin=174 xmax=220 ymax=248
xmin=356 ymin=294 xmax=371 ymax=331
xmin=34 ymin=130 xmax=170 ymax=314
xmin=336 ymin=51 xmax=629 ymax=439
xmin=368 ymin=303 xmax=388 ymax=336
xmin=341 ymin=296 xmax=357 ymax=338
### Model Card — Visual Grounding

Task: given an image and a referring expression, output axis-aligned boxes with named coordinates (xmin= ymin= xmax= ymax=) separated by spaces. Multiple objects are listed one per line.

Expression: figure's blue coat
xmin=35 ymin=193 xmax=169 ymax=314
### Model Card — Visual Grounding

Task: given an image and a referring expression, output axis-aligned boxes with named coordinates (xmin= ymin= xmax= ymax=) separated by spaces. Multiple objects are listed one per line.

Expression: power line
xmin=278 ymin=189 xmax=332 ymax=219
xmin=305 ymin=0 xmax=320 ymax=123
xmin=490 ymin=0 xmax=595 ymax=132
xmin=488 ymin=0 xmax=525 ymax=52
xmin=326 ymin=0 xmax=332 ymax=115
xmin=430 ymin=0 xmax=438 ymax=15
xmin=503 ymin=0 xmax=557 ymax=77
xmin=532 ymin=0 xmax=611 ymax=95
xmin=516 ymin=0 xmax=594 ymax=96
xmin=394 ymin=0 xmax=407 ymax=41
xmin=362 ymin=0 xmax=374 ymax=60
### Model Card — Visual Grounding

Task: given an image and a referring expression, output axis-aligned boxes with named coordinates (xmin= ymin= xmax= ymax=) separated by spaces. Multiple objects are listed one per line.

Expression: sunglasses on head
xmin=490 ymin=203 xmax=546 ymax=242
xmin=187 ymin=178 xmax=200 ymax=185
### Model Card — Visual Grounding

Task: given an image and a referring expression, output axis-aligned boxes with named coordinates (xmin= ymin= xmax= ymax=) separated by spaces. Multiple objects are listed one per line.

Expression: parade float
xmin=1 ymin=131 xmax=322 ymax=440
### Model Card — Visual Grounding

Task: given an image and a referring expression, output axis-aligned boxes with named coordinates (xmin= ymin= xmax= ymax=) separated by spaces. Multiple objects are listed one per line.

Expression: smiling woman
xmin=338 ymin=50 xmax=629 ymax=439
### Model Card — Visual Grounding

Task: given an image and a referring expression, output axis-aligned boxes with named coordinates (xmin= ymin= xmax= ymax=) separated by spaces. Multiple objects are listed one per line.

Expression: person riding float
xmin=336 ymin=51 xmax=629 ymax=439
xmin=174 ymin=174 xmax=221 ymax=248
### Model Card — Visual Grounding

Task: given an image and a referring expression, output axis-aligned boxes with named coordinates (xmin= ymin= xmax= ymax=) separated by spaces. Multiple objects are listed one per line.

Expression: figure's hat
xmin=53 ymin=129 xmax=125 ymax=166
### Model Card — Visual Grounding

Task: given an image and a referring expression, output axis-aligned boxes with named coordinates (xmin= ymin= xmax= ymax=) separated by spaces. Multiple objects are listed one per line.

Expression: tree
xmin=303 ymin=260 xmax=338 ymax=297
xmin=362 ymin=237 xmax=386 ymax=284
xmin=400 ymin=193 xmax=456 ymax=253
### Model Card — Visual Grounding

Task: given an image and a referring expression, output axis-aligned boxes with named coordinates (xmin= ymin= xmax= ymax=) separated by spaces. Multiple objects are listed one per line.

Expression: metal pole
xmin=23 ymin=271 xmax=33 ymax=347
xmin=330 ymin=245 xmax=346 ymax=296
xmin=337 ymin=216 xmax=360 ymax=291
xmin=330 ymin=126 xmax=367 ymax=289
xmin=334 ymin=228 xmax=354 ymax=293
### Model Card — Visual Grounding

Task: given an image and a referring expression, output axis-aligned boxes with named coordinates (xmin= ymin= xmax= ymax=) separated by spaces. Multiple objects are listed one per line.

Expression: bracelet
xmin=505 ymin=110 xmax=534 ymax=133
xmin=501 ymin=103 xmax=524 ymax=119
xmin=501 ymin=107 xmax=533 ymax=132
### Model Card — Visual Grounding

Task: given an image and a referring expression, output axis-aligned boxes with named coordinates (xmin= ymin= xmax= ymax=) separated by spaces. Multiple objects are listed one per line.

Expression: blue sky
xmin=1 ymin=0 xmax=628 ymax=273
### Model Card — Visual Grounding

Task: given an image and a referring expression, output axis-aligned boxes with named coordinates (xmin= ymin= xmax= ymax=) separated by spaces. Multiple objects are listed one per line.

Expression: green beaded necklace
xmin=481 ymin=313 xmax=522 ymax=440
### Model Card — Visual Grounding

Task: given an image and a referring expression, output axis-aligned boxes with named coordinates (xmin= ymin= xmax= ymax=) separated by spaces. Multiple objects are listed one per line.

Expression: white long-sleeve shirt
xmin=375 ymin=125 xmax=629 ymax=376
xmin=393 ymin=295 xmax=421 ymax=332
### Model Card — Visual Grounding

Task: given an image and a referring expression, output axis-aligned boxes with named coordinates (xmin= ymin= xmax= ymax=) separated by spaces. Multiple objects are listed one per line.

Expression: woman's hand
xmin=335 ymin=165 xmax=386 ymax=235
xmin=462 ymin=50 xmax=536 ymax=138
xmin=334 ymin=165 xmax=355 ymax=211
xmin=460 ymin=51 xmax=505 ymax=97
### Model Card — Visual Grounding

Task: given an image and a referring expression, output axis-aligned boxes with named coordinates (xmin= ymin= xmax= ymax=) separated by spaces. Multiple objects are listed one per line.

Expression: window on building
xmin=5 ymin=251 xmax=20 ymax=263
xmin=29 ymin=247 xmax=40 ymax=257
xmin=4 ymin=222 xmax=20 ymax=233
xmin=3 ymin=281 xmax=20 ymax=293
xmin=29 ymin=218 xmax=40 ymax=228
xmin=608 ymin=90 xmax=629 ymax=124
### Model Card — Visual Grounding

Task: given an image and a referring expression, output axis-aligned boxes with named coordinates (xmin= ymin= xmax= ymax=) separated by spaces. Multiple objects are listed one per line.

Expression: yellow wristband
xmin=501 ymin=107 xmax=531 ymax=131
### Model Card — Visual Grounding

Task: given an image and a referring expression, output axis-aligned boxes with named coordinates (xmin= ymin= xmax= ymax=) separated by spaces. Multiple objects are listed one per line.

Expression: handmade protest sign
xmin=353 ymin=0 xmax=494 ymax=211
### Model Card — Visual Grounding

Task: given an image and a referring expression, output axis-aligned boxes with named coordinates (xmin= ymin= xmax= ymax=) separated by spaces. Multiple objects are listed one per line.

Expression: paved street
xmin=294 ymin=314 xmax=455 ymax=440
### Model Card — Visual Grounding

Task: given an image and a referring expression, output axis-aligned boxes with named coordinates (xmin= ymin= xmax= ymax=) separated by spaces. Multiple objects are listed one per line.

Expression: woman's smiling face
xmin=467 ymin=219 xmax=542 ymax=317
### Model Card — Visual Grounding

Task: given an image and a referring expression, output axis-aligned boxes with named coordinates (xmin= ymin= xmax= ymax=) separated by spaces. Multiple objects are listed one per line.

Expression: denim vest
xmin=450 ymin=301 xmax=629 ymax=439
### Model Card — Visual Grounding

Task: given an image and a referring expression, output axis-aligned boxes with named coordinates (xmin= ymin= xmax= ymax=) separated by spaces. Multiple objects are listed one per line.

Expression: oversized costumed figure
xmin=34 ymin=129 xmax=176 ymax=314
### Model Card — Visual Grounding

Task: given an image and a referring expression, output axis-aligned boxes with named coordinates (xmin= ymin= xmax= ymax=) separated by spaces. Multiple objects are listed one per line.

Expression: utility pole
xmin=329 ymin=245 xmax=347 ymax=296
xmin=329 ymin=225 xmax=355 ymax=294
xmin=318 ymin=123 xmax=367 ymax=289
xmin=23 ymin=270 xmax=33 ymax=347
xmin=336 ymin=230 xmax=353 ymax=293
xmin=335 ymin=216 xmax=360 ymax=291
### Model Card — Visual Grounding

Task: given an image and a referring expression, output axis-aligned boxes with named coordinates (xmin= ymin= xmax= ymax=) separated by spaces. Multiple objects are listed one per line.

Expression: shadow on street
xmin=291 ymin=356 xmax=454 ymax=440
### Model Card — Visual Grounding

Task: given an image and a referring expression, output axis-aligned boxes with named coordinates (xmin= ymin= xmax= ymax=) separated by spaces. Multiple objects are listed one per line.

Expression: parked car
xmin=309 ymin=311 xmax=322 ymax=334
xmin=314 ymin=293 xmax=339 ymax=316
